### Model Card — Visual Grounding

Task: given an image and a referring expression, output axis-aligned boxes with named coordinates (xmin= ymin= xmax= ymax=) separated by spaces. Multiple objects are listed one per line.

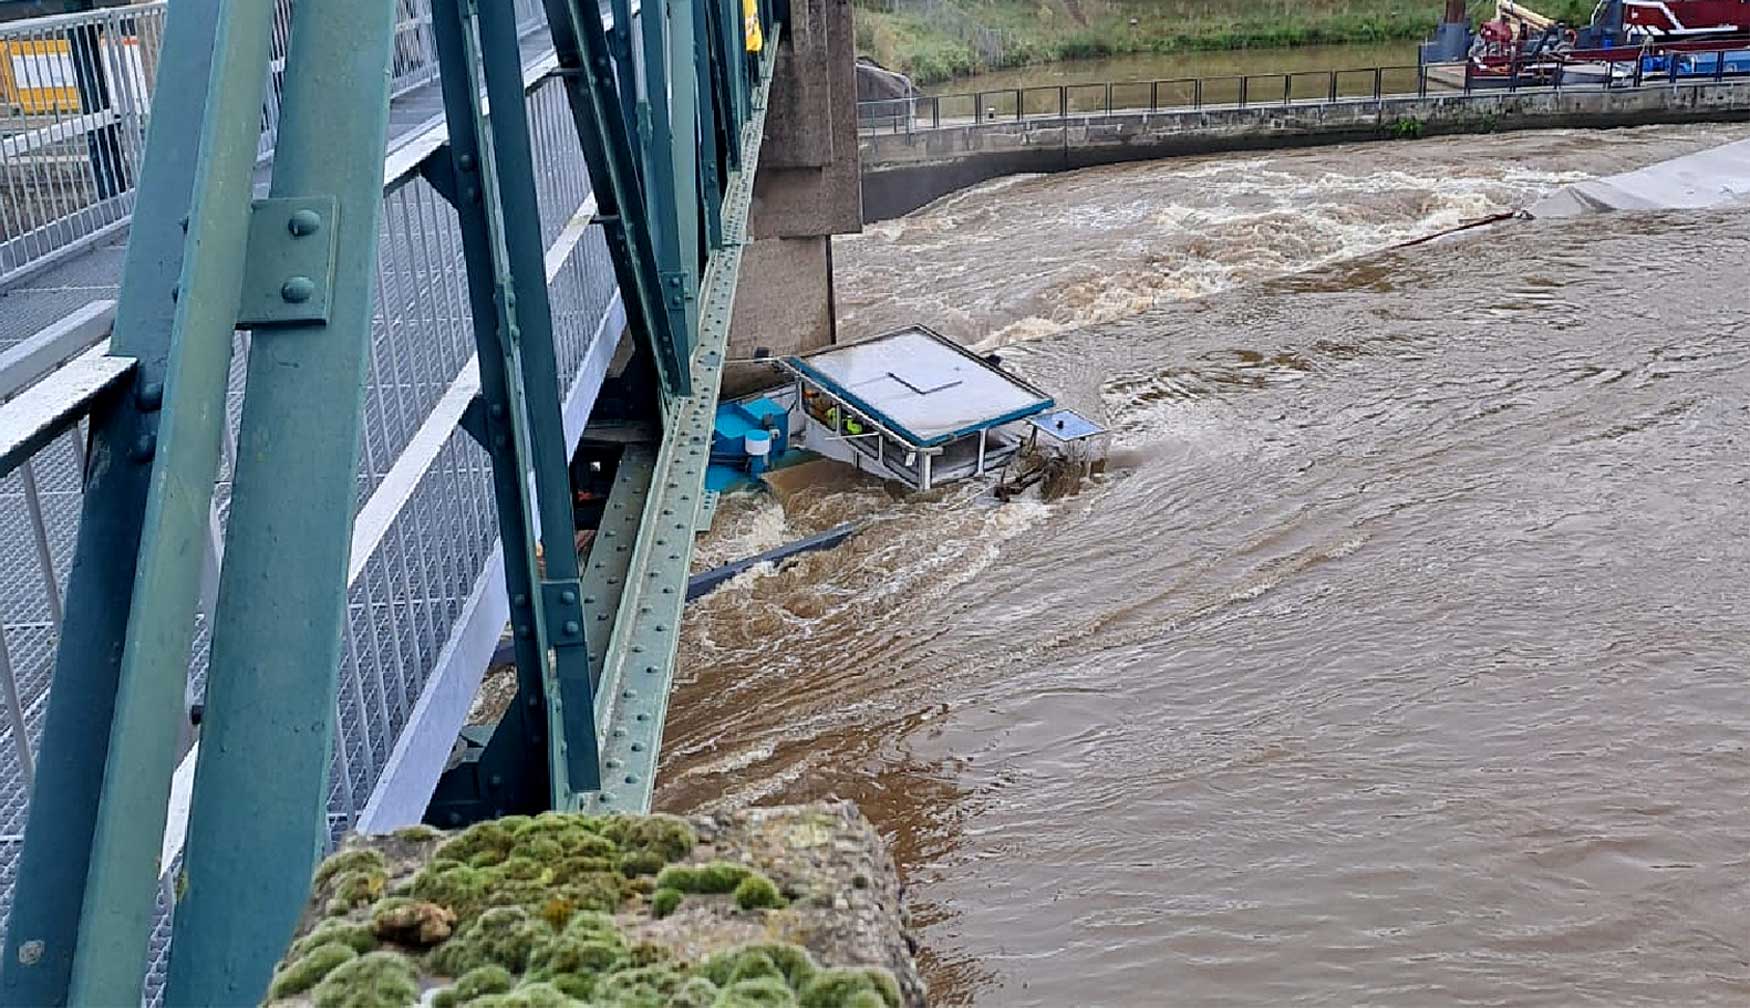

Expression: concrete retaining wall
xmin=860 ymin=81 xmax=1750 ymax=220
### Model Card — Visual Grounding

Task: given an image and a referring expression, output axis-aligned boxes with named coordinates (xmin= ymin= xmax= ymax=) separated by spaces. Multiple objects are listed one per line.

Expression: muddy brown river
xmin=656 ymin=124 xmax=1750 ymax=1005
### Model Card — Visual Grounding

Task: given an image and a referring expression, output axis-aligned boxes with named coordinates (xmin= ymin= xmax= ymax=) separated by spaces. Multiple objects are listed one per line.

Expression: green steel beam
xmin=0 ymin=1 xmax=222 ymax=1004
xmin=667 ymin=0 xmax=703 ymax=306
xmin=164 ymin=0 xmax=401 ymax=1000
xmin=423 ymin=0 xmax=557 ymax=820
xmin=588 ymin=24 xmax=780 ymax=813
xmin=542 ymin=0 xmax=687 ymax=397
xmin=475 ymin=0 xmax=601 ymax=800
xmin=638 ymin=0 xmax=696 ymax=376
xmin=65 ymin=0 xmax=281 ymax=999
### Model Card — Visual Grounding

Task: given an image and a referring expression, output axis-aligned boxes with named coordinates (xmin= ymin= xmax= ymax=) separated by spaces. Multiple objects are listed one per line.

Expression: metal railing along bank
xmin=0 ymin=0 xmax=546 ymax=288
xmin=858 ymin=55 xmax=1750 ymax=133
xmin=0 ymin=22 xmax=622 ymax=1003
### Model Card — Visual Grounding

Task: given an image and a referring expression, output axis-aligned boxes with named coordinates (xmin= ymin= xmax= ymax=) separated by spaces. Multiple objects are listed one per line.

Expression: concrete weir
xmin=1531 ymin=134 xmax=1750 ymax=215
xmin=860 ymin=81 xmax=1750 ymax=221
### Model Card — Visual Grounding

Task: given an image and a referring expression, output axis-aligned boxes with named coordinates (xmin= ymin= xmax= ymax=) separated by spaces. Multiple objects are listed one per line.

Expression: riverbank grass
xmin=856 ymin=0 xmax=1599 ymax=84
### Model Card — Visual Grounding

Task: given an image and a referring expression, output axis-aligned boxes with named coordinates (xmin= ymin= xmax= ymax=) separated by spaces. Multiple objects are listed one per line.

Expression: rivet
xmin=489 ymin=403 xmax=505 ymax=418
xmin=18 ymin=940 xmax=43 ymax=966
xmin=630 ymin=742 xmax=645 ymax=752
xmin=561 ymin=589 xmax=577 ymax=604
xmin=624 ymin=774 xmax=638 ymax=784
xmin=622 ymin=689 xmax=636 ymax=699
xmin=513 ymin=594 xmax=529 ymax=607
xmin=458 ymin=152 xmax=477 ymax=171
xmin=564 ymin=620 xmax=580 ymax=635
xmin=286 ymin=209 xmax=322 ymax=237
xmin=135 ymin=381 xmax=164 ymax=411
xmin=128 ymin=434 xmax=156 ymax=463
xmin=280 ymin=276 xmax=316 ymax=303
xmin=583 ymin=595 xmax=596 ymax=604
xmin=516 ymin=625 xmax=532 ymax=638
xmin=646 ymin=665 xmax=659 ymax=674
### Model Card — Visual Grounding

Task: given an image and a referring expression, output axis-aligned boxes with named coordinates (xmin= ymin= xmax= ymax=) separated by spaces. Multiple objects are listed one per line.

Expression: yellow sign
xmin=0 ymin=38 xmax=80 ymax=115
xmin=743 ymin=0 xmax=763 ymax=53
xmin=0 ymin=35 xmax=147 ymax=117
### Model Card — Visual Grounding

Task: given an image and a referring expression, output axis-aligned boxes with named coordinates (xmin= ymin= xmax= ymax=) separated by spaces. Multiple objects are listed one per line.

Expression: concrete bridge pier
xmin=726 ymin=0 xmax=861 ymax=396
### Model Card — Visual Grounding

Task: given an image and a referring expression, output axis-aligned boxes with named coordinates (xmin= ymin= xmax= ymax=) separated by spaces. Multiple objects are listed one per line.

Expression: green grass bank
xmin=855 ymin=0 xmax=1598 ymax=84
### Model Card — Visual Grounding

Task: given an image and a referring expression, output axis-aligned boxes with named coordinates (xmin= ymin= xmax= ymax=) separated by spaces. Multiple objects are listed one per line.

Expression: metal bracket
xmin=539 ymin=579 xmax=589 ymax=651
xmin=458 ymin=393 xmax=490 ymax=448
xmin=659 ymin=270 xmax=690 ymax=311
xmin=420 ymin=148 xmax=461 ymax=207
xmin=236 ymin=196 xmax=340 ymax=328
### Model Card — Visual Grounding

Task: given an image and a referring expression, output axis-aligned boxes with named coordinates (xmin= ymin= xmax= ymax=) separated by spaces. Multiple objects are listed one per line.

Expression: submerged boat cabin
xmin=708 ymin=325 xmax=1073 ymax=493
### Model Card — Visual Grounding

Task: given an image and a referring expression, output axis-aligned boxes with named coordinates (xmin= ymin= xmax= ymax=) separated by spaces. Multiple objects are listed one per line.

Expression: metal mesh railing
xmin=0 ymin=29 xmax=619 ymax=1006
xmin=0 ymin=0 xmax=551 ymax=289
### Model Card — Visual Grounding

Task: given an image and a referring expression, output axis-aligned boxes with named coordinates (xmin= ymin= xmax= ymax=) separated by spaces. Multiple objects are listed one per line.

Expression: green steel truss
xmin=0 ymin=0 xmax=782 ymax=1003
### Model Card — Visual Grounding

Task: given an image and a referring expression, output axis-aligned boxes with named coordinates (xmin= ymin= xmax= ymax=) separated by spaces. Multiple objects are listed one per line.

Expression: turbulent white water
xmin=659 ymin=121 xmax=1750 ymax=1006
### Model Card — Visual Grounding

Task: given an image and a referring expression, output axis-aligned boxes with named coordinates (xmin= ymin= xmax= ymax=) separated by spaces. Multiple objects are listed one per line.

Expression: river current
xmin=656 ymin=123 xmax=1750 ymax=1006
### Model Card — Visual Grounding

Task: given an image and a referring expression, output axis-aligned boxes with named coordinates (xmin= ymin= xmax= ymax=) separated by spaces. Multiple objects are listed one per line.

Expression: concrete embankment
xmin=861 ymin=81 xmax=1750 ymax=220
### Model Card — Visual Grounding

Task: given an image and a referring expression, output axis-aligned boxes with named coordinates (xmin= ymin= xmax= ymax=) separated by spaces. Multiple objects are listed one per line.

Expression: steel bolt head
xmin=280 ymin=276 xmax=316 ymax=303
xmin=128 ymin=434 xmax=156 ymax=463
xmin=286 ymin=209 xmax=322 ymax=237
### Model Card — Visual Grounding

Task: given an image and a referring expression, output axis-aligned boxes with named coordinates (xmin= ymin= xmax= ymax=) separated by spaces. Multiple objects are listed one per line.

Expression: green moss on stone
xmin=470 ymin=848 xmax=511 ymax=869
xmin=390 ymin=823 xmax=444 ymax=843
xmin=651 ymin=887 xmax=682 ymax=919
xmin=411 ymin=863 xmax=493 ymax=921
xmin=602 ymin=814 xmax=697 ymax=863
xmin=617 ymin=849 xmax=667 ymax=878
xmin=668 ymin=976 xmax=721 ymax=1008
xmin=716 ymin=976 xmax=800 ymax=1008
xmin=314 ymin=848 xmax=388 ymax=890
xmin=526 ymin=934 xmax=626 ymax=981
xmin=324 ymin=867 xmax=388 ymax=916
xmin=470 ymin=981 xmax=580 ymax=1007
xmin=309 ymin=951 xmax=420 ymax=1008
xmin=740 ymin=945 xmax=817 ymax=990
xmin=268 ymin=943 xmax=357 ymax=1000
xmin=654 ymin=862 xmax=752 ymax=895
xmin=429 ymin=905 xmax=556 ymax=977
xmin=436 ymin=821 xmax=514 ymax=865
xmin=290 ymin=921 xmax=377 ymax=959
xmin=549 ymin=972 xmax=597 ymax=1001
xmin=433 ymin=963 xmax=515 ymax=1007
xmin=733 ymin=875 xmax=785 ymax=912
xmin=796 ymin=968 xmax=900 ymax=1008
xmin=592 ymin=963 xmax=687 ymax=1005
